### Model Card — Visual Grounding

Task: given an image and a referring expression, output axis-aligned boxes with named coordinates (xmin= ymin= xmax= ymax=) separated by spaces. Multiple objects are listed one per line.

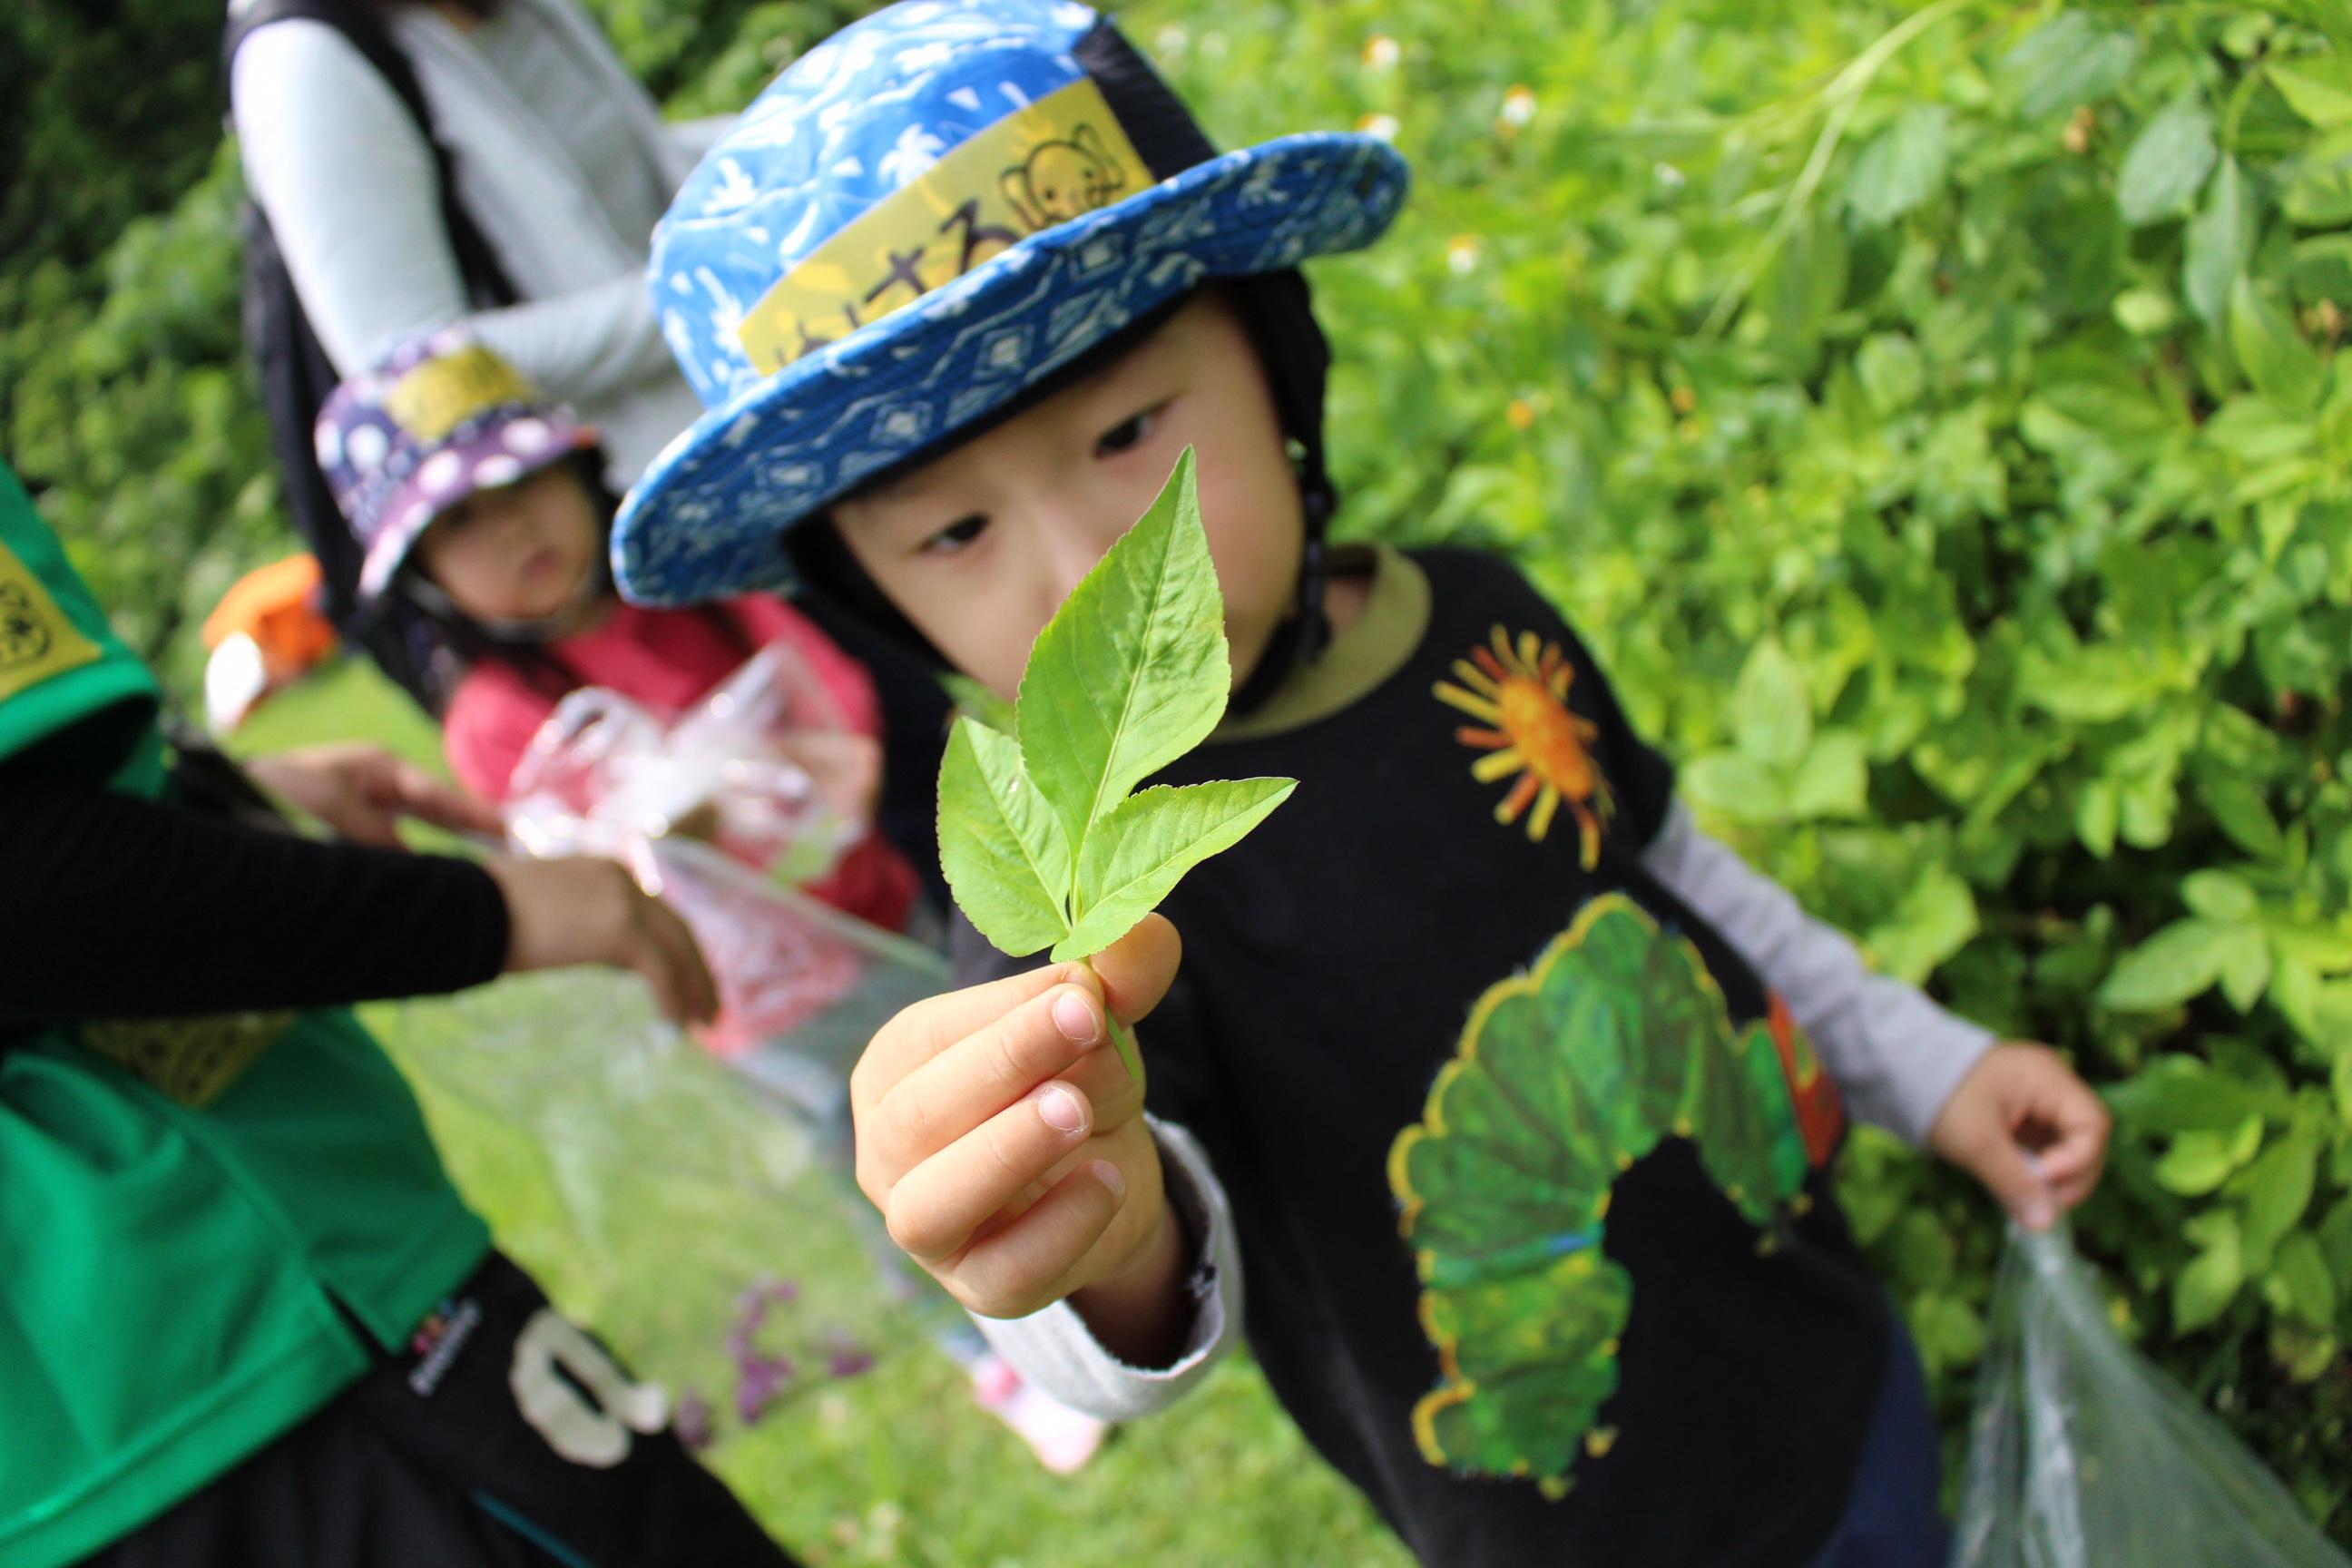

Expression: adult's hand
xmin=248 ymin=742 xmax=505 ymax=847
xmin=482 ymin=856 xmax=720 ymax=1027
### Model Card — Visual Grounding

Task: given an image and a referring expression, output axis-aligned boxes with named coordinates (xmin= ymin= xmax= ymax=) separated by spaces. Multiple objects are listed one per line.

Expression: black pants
xmin=82 ymin=1253 xmax=800 ymax=1567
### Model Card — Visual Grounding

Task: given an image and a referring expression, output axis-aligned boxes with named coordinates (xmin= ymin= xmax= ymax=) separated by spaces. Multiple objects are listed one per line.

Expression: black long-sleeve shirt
xmin=0 ymin=763 xmax=508 ymax=1029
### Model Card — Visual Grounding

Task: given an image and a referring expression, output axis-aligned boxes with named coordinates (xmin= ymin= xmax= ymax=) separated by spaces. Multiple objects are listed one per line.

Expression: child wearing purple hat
xmin=317 ymin=331 xmax=922 ymax=932
xmin=611 ymin=4 xmax=2114 ymax=1565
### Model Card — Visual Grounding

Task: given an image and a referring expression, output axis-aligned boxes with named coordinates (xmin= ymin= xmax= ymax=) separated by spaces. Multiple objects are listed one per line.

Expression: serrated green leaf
xmin=2157 ymin=1129 xmax=2249 ymax=1196
xmin=2290 ymin=233 xmax=2352 ymax=302
xmin=2230 ymin=278 xmax=2327 ymax=410
xmin=2282 ymin=127 xmax=2352 ymax=225
xmin=1681 ymin=752 xmax=1791 ymax=824
xmin=2006 ymin=14 xmax=2141 ymax=121
xmin=1055 ymin=778 xmax=1296 ymax=960
xmin=2182 ymin=869 xmax=2259 ymax=922
xmin=940 ymin=672 xmax=1016 ymax=734
xmin=2242 ymin=1127 xmax=2318 ymax=1261
xmin=2196 ymin=771 xmax=2288 ymax=859
xmin=2182 ymin=155 xmax=2249 ymax=331
xmin=1016 ymin=448 xmax=1230 ymax=852
xmin=2105 ymin=1057 xmax=2280 ymax=1135
xmin=2269 ymin=1231 xmax=2337 ymax=1328
xmin=941 ymin=449 xmax=1297 ymax=1078
xmin=1786 ymin=730 xmax=1868 ymax=819
xmin=2099 ymin=918 xmax=2230 ymax=1010
xmin=1865 ymin=863 xmax=1978 ymax=985
xmin=2270 ymin=62 xmax=2352 ymax=128
xmin=1733 ymin=636 xmax=1811 ymax=768
xmin=2117 ymin=101 xmax=2217 ymax=226
xmin=2175 ymin=1220 xmax=2244 ymax=1333
xmin=1854 ymin=332 xmax=1926 ymax=414
xmin=936 ymin=717 xmax=1072 ymax=958
xmin=1845 ymin=107 xmax=1949 ymax=229
xmin=2220 ymin=929 xmax=2274 ymax=1012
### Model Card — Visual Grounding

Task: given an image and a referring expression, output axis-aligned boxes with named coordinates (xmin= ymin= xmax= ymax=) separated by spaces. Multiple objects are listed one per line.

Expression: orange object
xmin=202 ymin=554 xmax=337 ymax=678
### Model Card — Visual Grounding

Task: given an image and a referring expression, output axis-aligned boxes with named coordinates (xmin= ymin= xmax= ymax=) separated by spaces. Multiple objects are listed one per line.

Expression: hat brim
xmin=358 ymin=421 xmax=600 ymax=601
xmin=613 ymin=132 xmax=1409 ymax=608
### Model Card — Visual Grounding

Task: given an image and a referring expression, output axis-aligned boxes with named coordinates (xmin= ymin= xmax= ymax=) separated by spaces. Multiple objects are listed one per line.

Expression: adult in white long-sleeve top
xmin=230 ymin=0 xmax=723 ymax=488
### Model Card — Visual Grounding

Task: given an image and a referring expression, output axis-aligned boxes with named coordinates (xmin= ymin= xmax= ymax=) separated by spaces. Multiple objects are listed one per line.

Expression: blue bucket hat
xmin=612 ymin=0 xmax=1409 ymax=608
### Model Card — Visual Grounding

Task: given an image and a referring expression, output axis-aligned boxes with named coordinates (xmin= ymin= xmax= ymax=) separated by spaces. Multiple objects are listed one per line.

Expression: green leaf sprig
xmin=936 ymin=449 xmax=1297 ymax=1076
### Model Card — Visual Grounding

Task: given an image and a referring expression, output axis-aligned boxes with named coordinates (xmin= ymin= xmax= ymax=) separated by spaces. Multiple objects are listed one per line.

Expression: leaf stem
xmin=1105 ymin=1011 xmax=1142 ymax=1080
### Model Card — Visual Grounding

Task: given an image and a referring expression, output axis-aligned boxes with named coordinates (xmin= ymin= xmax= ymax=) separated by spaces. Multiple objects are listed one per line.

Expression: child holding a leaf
xmin=608 ymin=4 xmax=2112 ymax=1563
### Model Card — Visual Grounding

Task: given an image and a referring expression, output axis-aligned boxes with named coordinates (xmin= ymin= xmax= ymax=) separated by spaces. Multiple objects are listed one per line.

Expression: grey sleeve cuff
xmin=1641 ymin=799 xmax=1994 ymax=1146
xmin=969 ymin=1115 xmax=1243 ymax=1422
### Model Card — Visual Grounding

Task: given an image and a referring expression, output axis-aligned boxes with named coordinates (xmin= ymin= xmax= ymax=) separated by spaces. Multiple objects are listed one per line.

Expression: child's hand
xmin=484 ymin=856 xmax=720 ymax=1026
xmin=851 ymin=916 xmax=1182 ymax=1337
xmin=248 ymin=741 xmax=505 ymax=847
xmin=1929 ymin=1043 xmax=2111 ymax=1231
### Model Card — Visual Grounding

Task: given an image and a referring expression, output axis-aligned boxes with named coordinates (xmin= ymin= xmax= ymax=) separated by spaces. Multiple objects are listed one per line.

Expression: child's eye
xmin=1094 ymin=406 xmax=1162 ymax=457
xmin=919 ymin=514 xmax=989 ymax=556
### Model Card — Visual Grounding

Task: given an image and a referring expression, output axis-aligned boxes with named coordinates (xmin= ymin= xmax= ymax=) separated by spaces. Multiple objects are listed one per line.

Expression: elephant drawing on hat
xmin=1001 ymin=123 xmax=1130 ymax=232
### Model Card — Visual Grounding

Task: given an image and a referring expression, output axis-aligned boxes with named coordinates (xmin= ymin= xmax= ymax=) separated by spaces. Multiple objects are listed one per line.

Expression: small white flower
xmin=1154 ymin=24 xmax=1188 ymax=55
xmin=1357 ymin=113 xmax=1400 ymax=142
xmin=1363 ymin=34 xmax=1400 ymax=69
xmin=1446 ymin=234 xmax=1480 ymax=275
xmin=1653 ymin=162 xmax=1687 ymax=191
xmin=1500 ymin=85 xmax=1536 ymax=126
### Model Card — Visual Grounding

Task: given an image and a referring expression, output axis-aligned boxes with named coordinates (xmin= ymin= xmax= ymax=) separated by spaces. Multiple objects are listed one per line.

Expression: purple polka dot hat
xmin=316 ymin=331 xmax=596 ymax=600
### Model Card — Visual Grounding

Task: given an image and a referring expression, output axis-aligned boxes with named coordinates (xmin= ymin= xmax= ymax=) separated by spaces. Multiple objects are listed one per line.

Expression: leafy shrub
xmin=13 ymin=0 xmax=2352 ymax=1540
xmin=1156 ymin=0 xmax=2352 ymax=1530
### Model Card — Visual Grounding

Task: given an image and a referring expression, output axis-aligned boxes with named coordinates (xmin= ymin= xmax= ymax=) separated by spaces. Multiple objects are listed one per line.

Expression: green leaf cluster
xmin=936 ymin=452 xmax=1296 ymax=1070
xmin=26 ymin=0 xmax=2352 ymax=1539
xmin=1161 ymin=0 xmax=2352 ymax=1535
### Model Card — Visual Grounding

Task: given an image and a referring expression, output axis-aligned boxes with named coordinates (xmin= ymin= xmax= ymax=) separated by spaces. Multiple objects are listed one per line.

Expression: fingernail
xmin=1035 ymin=1084 xmax=1086 ymax=1135
xmin=1052 ymin=988 xmax=1100 ymax=1045
xmin=1090 ymin=1159 xmax=1126 ymax=1201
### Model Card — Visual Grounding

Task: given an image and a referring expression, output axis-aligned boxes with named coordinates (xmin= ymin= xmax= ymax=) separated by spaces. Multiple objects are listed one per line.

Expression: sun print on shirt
xmin=1434 ymin=626 xmax=1614 ymax=867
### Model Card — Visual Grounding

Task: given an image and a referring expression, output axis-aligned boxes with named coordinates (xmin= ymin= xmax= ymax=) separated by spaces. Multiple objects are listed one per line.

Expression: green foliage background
xmin=12 ymin=0 xmax=2352 ymax=1551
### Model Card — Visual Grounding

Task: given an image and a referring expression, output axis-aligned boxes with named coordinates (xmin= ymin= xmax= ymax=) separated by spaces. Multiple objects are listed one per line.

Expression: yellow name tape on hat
xmin=0 ymin=539 xmax=103 ymax=703
xmin=738 ymin=77 xmax=1153 ymax=375
xmin=386 ymin=343 xmax=542 ymax=442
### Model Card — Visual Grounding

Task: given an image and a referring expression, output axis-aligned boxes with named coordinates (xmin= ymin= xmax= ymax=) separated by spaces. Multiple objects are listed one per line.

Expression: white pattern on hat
xmin=475 ymin=454 xmax=525 ymax=488
xmin=416 ymin=449 xmax=466 ymax=495
xmin=348 ymin=423 xmax=389 ymax=473
xmin=315 ymin=419 xmax=343 ymax=469
xmin=505 ymin=416 xmax=554 ymax=455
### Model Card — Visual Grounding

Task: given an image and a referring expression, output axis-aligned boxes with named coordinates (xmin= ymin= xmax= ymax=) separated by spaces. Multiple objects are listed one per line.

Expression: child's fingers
xmin=1086 ymin=913 xmax=1182 ymax=1027
xmin=855 ymin=962 xmax=1104 ymax=1105
xmin=946 ymin=1161 xmax=1127 ymax=1320
xmin=885 ymin=1082 xmax=1097 ymax=1263
xmin=1965 ymin=1125 xmax=2058 ymax=1233
xmin=633 ymin=897 xmax=720 ymax=1025
xmin=862 ymin=982 xmax=1106 ymax=1188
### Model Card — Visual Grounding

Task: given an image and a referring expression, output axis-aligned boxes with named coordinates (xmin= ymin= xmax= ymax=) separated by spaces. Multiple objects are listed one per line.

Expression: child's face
xmin=829 ymin=292 xmax=1306 ymax=701
xmin=414 ymin=462 xmax=603 ymax=622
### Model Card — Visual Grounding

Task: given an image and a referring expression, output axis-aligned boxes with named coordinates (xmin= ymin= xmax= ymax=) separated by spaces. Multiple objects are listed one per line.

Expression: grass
xmin=237 ymin=659 xmax=1409 ymax=1568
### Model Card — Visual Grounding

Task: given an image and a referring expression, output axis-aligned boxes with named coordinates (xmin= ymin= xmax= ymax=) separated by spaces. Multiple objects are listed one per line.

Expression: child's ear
xmin=1073 ymin=123 xmax=1108 ymax=160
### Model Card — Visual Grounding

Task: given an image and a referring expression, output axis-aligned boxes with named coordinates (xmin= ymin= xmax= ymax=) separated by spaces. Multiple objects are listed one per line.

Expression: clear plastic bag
xmin=1952 ymin=1226 xmax=2350 ymax=1568
xmin=500 ymin=643 xmax=941 ymax=1081
xmin=383 ymin=970 xmax=920 ymax=1440
xmin=505 ymin=640 xmax=877 ymax=887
